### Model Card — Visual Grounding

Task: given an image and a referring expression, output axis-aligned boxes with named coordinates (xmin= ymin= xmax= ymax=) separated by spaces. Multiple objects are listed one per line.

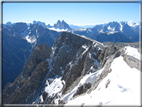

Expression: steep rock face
xmin=22 ymin=43 xmax=51 ymax=78
xmin=99 ymin=45 xmax=120 ymax=69
xmin=61 ymin=42 xmax=104 ymax=94
xmin=2 ymin=25 xmax=32 ymax=89
xmin=3 ymin=43 xmax=51 ymax=104
xmin=47 ymin=32 xmax=94 ymax=78
xmin=3 ymin=23 xmax=60 ymax=90
xmin=36 ymin=32 xmax=105 ymax=104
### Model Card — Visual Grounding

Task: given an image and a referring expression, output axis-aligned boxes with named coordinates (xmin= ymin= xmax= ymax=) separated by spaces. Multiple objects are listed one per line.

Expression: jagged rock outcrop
xmin=22 ymin=43 xmax=51 ymax=78
xmin=73 ymin=83 xmax=92 ymax=97
xmin=86 ymin=45 xmax=121 ymax=93
xmin=36 ymin=32 xmax=105 ymax=104
xmin=3 ymin=43 xmax=51 ymax=104
xmin=121 ymin=47 xmax=141 ymax=71
xmin=99 ymin=45 xmax=120 ymax=69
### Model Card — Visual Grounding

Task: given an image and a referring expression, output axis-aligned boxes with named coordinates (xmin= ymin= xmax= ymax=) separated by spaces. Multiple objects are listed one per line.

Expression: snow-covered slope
xmin=124 ymin=46 xmax=140 ymax=60
xmin=60 ymin=46 xmax=141 ymax=106
xmin=65 ymin=56 xmax=140 ymax=106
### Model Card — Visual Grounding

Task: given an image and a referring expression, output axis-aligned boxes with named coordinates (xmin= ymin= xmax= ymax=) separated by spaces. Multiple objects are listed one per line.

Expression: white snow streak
xmin=107 ymin=31 xmax=118 ymax=35
xmin=48 ymin=27 xmax=68 ymax=32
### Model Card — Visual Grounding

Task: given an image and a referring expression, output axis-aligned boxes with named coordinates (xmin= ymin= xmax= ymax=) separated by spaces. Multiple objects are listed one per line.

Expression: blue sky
xmin=3 ymin=3 xmax=140 ymax=26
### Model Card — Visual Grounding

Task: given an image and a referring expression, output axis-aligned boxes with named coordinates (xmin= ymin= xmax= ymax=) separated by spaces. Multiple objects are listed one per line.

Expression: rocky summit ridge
xmin=3 ymin=32 xmax=141 ymax=106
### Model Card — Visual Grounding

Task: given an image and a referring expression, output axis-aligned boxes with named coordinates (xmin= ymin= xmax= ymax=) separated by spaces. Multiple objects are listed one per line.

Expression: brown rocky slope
xmin=3 ymin=43 xmax=51 ymax=104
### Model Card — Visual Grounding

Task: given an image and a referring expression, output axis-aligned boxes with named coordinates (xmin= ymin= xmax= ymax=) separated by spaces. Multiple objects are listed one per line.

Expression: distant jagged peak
xmin=56 ymin=20 xmax=62 ymax=24
xmin=53 ymin=20 xmax=72 ymax=30
xmin=56 ymin=20 xmax=66 ymax=24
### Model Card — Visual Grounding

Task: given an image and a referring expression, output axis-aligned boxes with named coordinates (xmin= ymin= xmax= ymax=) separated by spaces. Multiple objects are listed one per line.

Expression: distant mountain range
xmin=2 ymin=20 xmax=140 ymax=90
xmin=72 ymin=21 xmax=139 ymax=42
xmin=5 ymin=20 xmax=139 ymax=42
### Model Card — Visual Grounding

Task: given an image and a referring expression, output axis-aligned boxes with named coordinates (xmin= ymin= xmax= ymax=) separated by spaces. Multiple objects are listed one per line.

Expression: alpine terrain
xmin=3 ymin=31 xmax=141 ymax=106
xmin=2 ymin=22 xmax=61 ymax=89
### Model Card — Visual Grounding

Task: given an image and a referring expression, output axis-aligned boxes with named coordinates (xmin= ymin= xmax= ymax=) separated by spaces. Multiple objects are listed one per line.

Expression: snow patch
xmin=124 ymin=46 xmax=140 ymax=60
xmin=107 ymin=31 xmax=118 ymax=35
xmin=39 ymin=95 xmax=44 ymax=103
xmin=45 ymin=77 xmax=64 ymax=97
xmin=82 ymin=45 xmax=88 ymax=49
xmin=99 ymin=29 xmax=103 ymax=33
xmin=25 ymin=35 xmax=37 ymax=44
xmin=75 ymin=28 xmax=87 ymax=31
xmin=107 ymin=26 xmax=111 ymax=30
